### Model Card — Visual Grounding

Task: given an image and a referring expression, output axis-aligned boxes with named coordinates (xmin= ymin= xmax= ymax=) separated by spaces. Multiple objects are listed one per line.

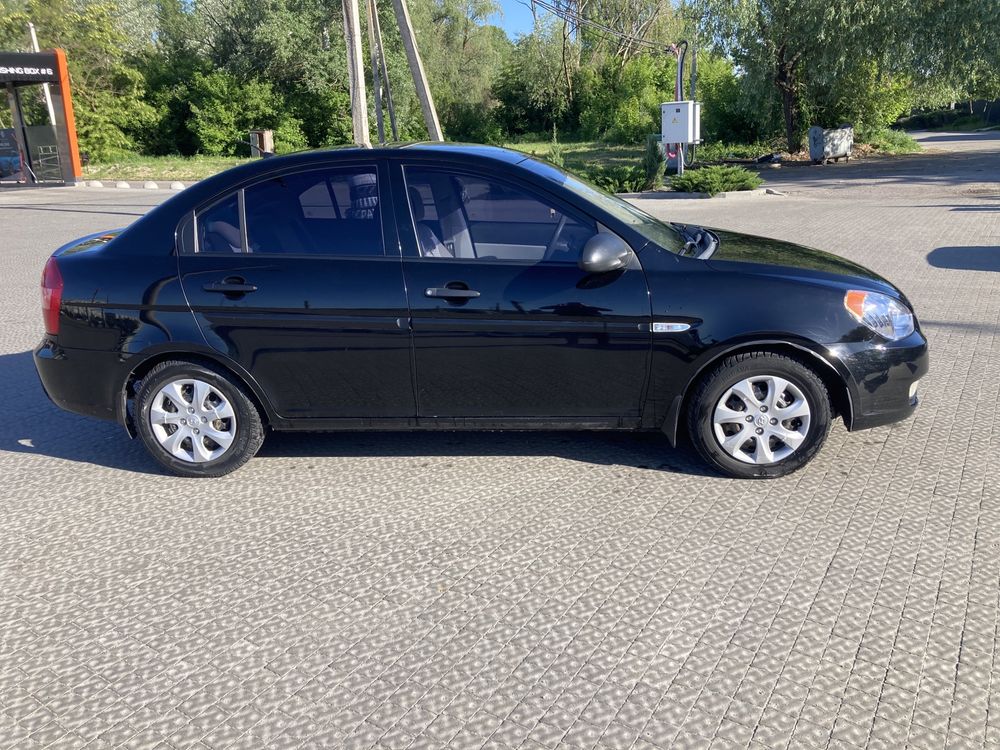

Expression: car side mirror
xmin=578 ymin=232 xmax=633 ymax=274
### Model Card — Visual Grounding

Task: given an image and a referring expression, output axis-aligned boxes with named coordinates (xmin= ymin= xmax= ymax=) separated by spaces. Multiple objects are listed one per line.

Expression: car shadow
xmin=0 ymin=349 xmax=713 ymax=477
xmin=258 ymin=430 xmax=714 ymax=477
xmin=927 ymin=246 xmax=1000 ymax=272
xmin=0 ymin=350 xmax=156 ymax=473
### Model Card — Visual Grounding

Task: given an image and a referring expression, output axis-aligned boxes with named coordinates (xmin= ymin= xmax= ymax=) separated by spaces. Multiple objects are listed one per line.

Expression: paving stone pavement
xmin=0 ymin=134 xmax=998 ymax=749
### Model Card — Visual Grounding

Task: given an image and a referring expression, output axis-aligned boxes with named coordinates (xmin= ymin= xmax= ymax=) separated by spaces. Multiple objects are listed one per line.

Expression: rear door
xmin=393 ymin=162 xmax=652 ymax=420
xmin=177 ymin=161 xmax=415 ymax=420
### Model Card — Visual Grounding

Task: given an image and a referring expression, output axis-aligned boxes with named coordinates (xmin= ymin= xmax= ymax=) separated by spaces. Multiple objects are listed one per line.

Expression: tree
xmin=0 ymin=0 xmax=157 ymax=159
xmin=409 ymin=0 xmax=512 ymax=140
xmin=694 ymin=0 xmax=1000 ymax=151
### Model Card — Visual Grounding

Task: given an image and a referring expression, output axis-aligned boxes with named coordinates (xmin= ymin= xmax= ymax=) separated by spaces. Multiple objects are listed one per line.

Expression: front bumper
xmin=828 ymin=331 xmax=929 ymax=431
xmin=34 ymin=339 xmax=122 ymax=423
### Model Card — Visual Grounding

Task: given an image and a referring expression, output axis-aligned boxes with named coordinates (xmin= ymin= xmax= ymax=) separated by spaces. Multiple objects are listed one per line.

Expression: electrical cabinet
xmin=661 ymin=101 xmax=701 ymax=144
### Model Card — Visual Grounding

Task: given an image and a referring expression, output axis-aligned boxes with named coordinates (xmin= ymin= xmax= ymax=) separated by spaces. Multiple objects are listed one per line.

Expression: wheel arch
xmin=118 ymin=348 xmax=277 ymax=438
xmin=662 ymin=339 xmax=854 ymax=445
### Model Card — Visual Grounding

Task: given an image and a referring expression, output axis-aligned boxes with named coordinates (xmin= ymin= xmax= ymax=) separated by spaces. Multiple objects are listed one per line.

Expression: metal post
xmin=341 ymin=0 xmax=371 ymax=147
xmin=390 ymin=0 xmax=443 ymax=140
xmin=27 ymin=23 xmax=57 ymax=126
xmin=7 ymin=84 xmax=34 ymax=183
xmin=689 ymin=40 xmax=697 ymax=163
xmin=674 ymin=40 xmax=688 ymax=176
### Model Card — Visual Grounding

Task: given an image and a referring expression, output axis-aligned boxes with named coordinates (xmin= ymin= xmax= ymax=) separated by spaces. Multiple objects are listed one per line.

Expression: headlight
xmin=844 ymin=290 xmax=914 ymax=341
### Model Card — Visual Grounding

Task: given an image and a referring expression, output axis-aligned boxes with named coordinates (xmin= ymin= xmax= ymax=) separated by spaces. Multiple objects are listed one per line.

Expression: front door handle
xmin=425 ymin=287 xmax=480 ymax=299
xmin=203 ymin=277 xmax=258 ymax=294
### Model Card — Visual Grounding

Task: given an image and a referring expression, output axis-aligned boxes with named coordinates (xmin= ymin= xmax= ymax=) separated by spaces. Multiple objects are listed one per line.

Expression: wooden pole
xmin=365 ymin=0 xmax=385 ymax=144
xmin=342 ymin=0 xmax=371 ymax=147
xmin=370 ymin=0 xmax=398 ymax=140
xmin=389 ymin=0 xmax=443 ymax=141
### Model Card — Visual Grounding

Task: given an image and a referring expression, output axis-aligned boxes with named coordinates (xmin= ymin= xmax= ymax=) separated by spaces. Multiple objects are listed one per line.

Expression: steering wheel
xmin=543 ymin=214 xmax=568 ymax=261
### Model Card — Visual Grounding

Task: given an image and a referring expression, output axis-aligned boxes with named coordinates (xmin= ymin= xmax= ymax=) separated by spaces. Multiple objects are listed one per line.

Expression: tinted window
xmin=521 ymin=158 xmax=684 ymax=253
xmin=244 ymin=168 xmax=383 ymax=256
xmin=197 ymin=193 xmax=242 ymax=253
xmin=404 ymin=168 xmax=595 ymax=263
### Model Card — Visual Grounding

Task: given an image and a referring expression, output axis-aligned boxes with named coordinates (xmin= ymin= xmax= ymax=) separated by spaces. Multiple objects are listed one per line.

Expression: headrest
xmin=408 ymin=186 xmax=425 ymax=222
xmin=347 ymin=171 xmax=378 ymax=218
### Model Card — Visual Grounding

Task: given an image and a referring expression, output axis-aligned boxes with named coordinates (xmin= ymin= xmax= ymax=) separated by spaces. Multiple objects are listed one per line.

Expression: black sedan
xmin=34 ymin=144 xmax=928 ymax=478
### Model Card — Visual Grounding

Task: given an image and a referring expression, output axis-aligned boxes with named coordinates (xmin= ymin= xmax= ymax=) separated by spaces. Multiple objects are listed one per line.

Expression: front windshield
xmin=522 ymin=158 xmax=684 ymax=253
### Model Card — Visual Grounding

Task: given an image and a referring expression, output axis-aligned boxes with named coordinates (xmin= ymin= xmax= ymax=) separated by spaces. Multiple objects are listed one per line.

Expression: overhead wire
xmin=527 ymin=0 xmax=675 ymax=55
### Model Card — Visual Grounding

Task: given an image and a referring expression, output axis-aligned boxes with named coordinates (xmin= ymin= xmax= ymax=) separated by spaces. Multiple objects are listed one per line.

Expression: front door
xmin=177 ymin=162 xmax=415 ymax=419
xmin=394 ymin=164 xmax=651 ymax=420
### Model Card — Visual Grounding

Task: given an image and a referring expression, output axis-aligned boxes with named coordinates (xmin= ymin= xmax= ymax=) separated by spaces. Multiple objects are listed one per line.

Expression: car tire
xmin=686 ymin=351 xmax=831 ymax=479
xmin=135 ymin=360 xmax=264 ymax=478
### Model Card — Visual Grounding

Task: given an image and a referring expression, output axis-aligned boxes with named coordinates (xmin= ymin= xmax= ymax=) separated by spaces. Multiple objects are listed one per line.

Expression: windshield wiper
xmin=670 ymin=223 xmax=719 ymax=259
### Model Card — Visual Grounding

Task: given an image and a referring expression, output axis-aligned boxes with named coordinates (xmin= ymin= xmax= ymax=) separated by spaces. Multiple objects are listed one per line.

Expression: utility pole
xmin=370 ymin=0 xmax=398 ymax=140
xmin=341 ymin=0 xmax=371 ymax=147
xmin=389 ymin=0 xmax=443 ymax=141
xmin=365 ymin=0 xmax=385 ymax=144
xmin=27 ymin=23 xmax=57 ymax=126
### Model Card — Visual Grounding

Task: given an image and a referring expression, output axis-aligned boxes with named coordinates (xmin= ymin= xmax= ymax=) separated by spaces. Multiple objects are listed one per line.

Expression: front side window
xmin=404 ymin=168 xmax=596 ymax=263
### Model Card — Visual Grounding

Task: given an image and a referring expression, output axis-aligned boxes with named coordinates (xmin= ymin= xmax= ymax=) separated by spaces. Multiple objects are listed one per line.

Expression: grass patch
xmin=505 ymin=140 xmax=644 ymax=173
xmin=862 ymin=129 xmax=922 ymax=155
xmin=82 ymin=154 xmax=249 ymax=181
xmin=669 ymin=165 xmax=762 ymax=196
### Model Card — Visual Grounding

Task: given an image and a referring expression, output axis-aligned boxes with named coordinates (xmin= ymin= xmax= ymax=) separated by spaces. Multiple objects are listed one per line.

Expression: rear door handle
xmin=425 ymin=287 xmax=480 ymax=299
xmin=203 ymin=278 xmax=258 ymax=294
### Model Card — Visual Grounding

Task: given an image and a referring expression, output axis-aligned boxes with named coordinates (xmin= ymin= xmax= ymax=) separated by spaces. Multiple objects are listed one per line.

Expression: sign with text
xmin=0 ymin=51 xmax=59 ymax=83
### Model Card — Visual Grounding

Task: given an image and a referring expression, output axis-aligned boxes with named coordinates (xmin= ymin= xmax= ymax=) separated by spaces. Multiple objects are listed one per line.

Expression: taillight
xmin=41 ymin=257 xmax=63 ymax=336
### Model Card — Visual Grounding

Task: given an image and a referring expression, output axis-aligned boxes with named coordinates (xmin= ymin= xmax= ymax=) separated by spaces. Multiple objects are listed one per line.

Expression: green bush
xmin=577 ymin=56 xmax=673 ymax=143
xmin=578 ymin=165 xmax=648 ymax=193
xmin=641 ymin=135 xmax=666 ymax=190
xmin=863 ymin=129 xmax=921 ymax=154
xmin=186 ymin=72 xmax=308 ymax=156
xmin=695 ymin=53 xmax=766 ymax=143
xmin=271 ymin=118 xmax=309 ymax=154
xmin=669 ymin=165 xmax=763 ymax=196
xmin=548 ymin=127 xmax=565 ymax=167
xmin=805 ymin=61 xmax=912 ymax=141
xmin=695 ymin=141 xmax=778 ymax=162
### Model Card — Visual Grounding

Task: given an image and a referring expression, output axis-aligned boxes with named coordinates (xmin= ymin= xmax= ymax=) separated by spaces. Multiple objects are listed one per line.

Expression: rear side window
xmin=197 ymin=193 xmax=242 ymax=253
xmin=193 ymin=167 xmax=384 ymax=256
xmin=245 ymin=168 xmax=383 ymax=256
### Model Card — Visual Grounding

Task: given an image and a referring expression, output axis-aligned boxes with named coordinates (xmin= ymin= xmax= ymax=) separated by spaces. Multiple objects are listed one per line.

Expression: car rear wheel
xmin=135 ymin=360 xmax=264 ymax=477
xmin=687 ymin=352 xmax=831 ymax=479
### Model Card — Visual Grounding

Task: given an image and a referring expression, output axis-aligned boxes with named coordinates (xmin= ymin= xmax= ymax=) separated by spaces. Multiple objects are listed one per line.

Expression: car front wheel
xmin=687 ymin=351 xmax=831 ymax=479
xmin=135 ymin=360 xmax=264 ymax=478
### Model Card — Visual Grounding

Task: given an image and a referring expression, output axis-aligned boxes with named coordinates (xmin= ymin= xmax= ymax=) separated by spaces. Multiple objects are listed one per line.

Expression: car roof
xmin=183 ymin=142 xmax=532 ymax=205
xmin=253 ymin=141 xmax=529 ymax=169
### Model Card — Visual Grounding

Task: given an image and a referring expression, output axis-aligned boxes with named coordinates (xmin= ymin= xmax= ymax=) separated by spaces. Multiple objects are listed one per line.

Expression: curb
xmin=618 ymin=188 xmax=777 ymax=200
xmin=76 ymin=180 xmax=188 ymax=190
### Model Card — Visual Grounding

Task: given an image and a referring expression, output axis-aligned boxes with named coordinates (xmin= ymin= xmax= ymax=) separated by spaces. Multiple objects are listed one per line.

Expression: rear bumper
xmin=34 ymin=339 xmax=122 ymax=423
xmin=829 ymin=331 xmax=929 ymax=431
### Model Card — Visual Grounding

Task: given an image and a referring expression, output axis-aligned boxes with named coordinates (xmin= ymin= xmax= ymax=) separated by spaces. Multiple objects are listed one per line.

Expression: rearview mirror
xmin=578 ymin=232 xmax=633 ymax=274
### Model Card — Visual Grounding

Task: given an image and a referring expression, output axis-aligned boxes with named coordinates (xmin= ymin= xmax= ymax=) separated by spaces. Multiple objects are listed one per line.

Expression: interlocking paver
xmin=0 ymin=131 xmax=998 ymax=749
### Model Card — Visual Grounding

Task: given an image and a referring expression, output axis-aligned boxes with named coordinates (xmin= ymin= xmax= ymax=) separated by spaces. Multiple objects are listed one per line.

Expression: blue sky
xmin=490 ymin=0 xmax=538 ymax=39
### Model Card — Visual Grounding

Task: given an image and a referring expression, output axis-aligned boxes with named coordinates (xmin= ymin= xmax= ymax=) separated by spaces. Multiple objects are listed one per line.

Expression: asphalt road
xmin=0 ymin=133 xmax=998 ymax=749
